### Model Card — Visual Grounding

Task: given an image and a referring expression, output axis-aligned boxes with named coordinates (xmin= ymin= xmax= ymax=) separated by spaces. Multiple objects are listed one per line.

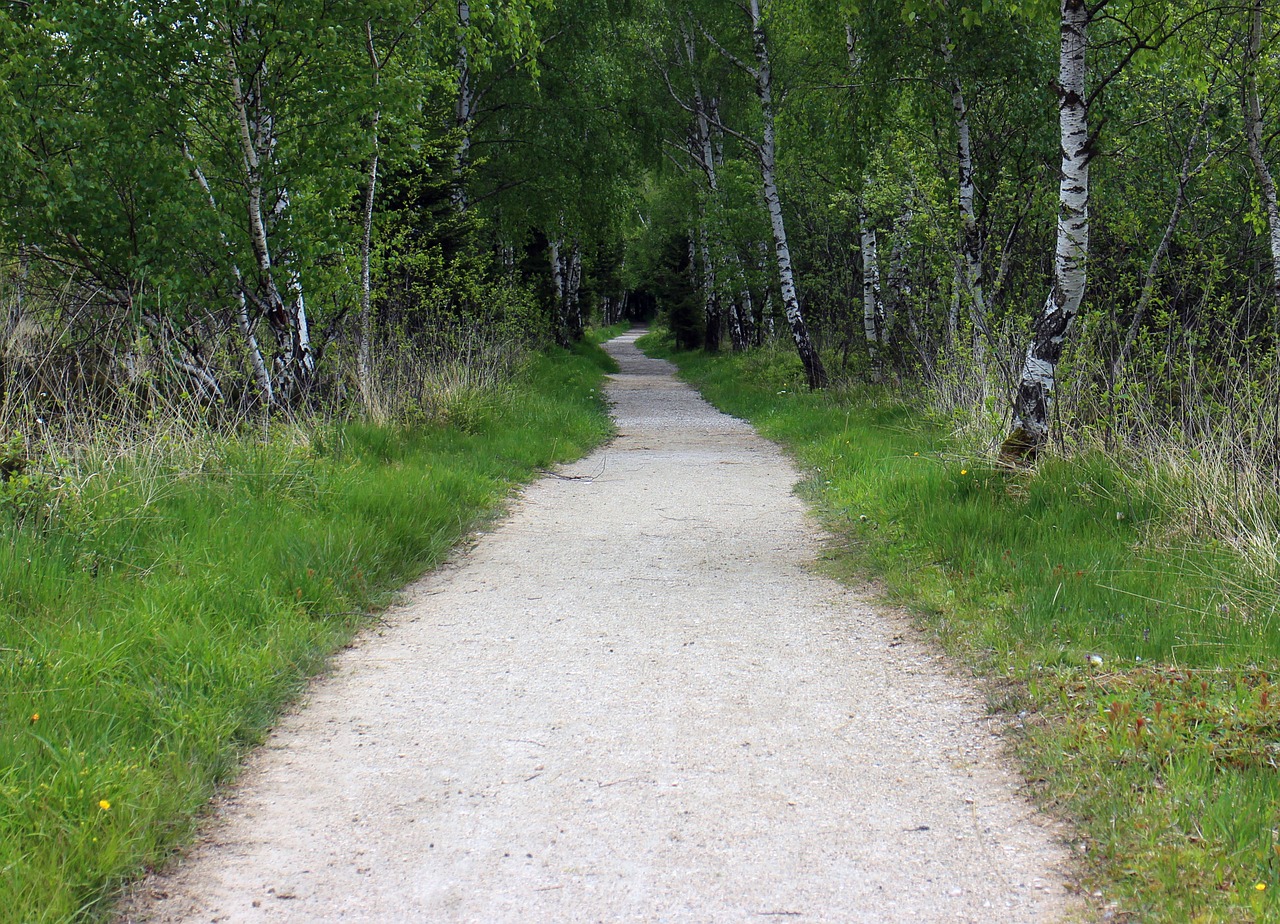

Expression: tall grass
xmin=0 ymin=338 xmax=617 ymax=923
xmin=642 ymin=331 xmax=1280 ymax=923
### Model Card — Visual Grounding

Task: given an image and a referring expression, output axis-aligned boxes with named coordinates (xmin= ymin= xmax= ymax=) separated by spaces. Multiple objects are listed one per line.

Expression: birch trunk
xmin=697 ymin=219 xmax=722 ymax=351
xmin=224 ymin=27 xmax=312 ymax=405
xmin=683 ymin=27 xmax=725 ymax=352
xmin=358 ymin=22 xmax=382 ymax=410
xmin=749 ymin=0 xmax=826 ymax=388
xmin=549 ymin=237 xmax=568 ymax=347
xmin=567 ymin=241 xmax=584 ymax=342
xmin=731 ymin=265 xmax=753 ymax=352
xmin=1243 ymin=0 xmax=1280 ymax=313
xmin=1002 ymin=0 xmax=1091 ymax=462
xmin=859 ymin=205 xmax=882 ymax=382
xmin=185 ymin=142 xmax=274 ymax=406
xmin=944 ymin=45 xmax=993 ymax=368
xmin=453 ymin=0 xmax=474 ymax=212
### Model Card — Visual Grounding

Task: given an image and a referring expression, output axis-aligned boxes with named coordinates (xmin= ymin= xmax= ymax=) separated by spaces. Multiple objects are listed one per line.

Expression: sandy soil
xmin=119 ymin=330 xmax=1079 ymax=923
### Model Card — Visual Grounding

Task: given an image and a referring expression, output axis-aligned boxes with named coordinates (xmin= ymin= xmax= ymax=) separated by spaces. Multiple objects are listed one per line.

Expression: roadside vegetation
xmin=0 ymin=333 xmax=618 ymax=924
xmin=641 ymin=330 xmax=1280 ymax=924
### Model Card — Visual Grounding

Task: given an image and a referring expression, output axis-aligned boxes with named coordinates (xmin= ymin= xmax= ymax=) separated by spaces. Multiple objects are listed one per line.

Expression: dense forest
xmin=4 ymin=0 xmax=1280 ymax=467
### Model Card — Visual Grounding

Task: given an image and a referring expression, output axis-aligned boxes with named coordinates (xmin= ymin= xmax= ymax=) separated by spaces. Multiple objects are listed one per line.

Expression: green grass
xmin=641 ymin=333 xmax=1280 ymax=923
xmin=0 ymin=340 xmax=616 ymax=923
xmin=587 ymin=320 xmax=633 ymax=344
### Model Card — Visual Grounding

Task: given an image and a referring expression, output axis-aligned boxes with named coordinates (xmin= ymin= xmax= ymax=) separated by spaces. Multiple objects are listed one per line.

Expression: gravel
xmin=119 ymin=330 xmax=1078 ymax=923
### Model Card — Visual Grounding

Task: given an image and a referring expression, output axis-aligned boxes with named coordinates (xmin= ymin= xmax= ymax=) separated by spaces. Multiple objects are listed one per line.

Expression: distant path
xmin=121 ymin=329 xmax=1076 ymax=923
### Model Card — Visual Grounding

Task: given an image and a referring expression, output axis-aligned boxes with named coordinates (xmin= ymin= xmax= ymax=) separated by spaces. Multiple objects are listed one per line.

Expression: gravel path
xmin=121 ymin=330 xmax=1077 ymax=923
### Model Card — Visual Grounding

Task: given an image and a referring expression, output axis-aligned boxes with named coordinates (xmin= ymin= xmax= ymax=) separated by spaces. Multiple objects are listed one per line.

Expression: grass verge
xmin=0 ymin=340 xmax=616 ymax=923
xmin=639 ymin=333 xmax=1280 ymax=924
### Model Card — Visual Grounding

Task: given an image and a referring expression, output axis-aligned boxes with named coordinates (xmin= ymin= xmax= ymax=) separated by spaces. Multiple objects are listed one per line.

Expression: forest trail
xmin=121 ymin=330 xmax=1077 ymax=924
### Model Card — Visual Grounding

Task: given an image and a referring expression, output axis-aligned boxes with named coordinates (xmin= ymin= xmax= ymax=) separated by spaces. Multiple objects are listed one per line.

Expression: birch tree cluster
xmin=4 ymin=0 xmax=1280 ymax=462
xmin=629 ymin=0 xmax=1280 ymax=460
xmin=0 ymin=0 xmax=571 ymax=419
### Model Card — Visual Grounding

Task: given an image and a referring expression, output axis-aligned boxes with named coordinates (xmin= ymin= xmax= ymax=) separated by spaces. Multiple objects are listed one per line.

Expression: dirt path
xmin=121 ymin=330 xmax=1077 ymax=923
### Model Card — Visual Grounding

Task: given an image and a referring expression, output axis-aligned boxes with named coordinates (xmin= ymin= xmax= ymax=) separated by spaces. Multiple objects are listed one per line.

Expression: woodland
xmin=2 ymin=0 xmax=1280 ymax=461
xmin=4 ymin=0 xmax=1280 ymax=921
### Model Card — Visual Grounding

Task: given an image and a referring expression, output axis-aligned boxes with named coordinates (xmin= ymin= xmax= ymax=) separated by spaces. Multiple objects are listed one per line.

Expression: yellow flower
xmin=960 ymin=469 xmax=968 ymax=475
xmin=29 ymin=713 xmax=38 ymax=723
xmin=1257 ymin=883 xmax=1267 ymax=892
xmin=913 ymin=452 xmax=919 ymax=456
xmin=98 ymin=800 xmax=111 ymax=811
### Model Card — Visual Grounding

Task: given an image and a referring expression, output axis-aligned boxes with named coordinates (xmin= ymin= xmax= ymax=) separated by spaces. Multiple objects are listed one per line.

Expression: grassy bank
xmin=1 ymin=339 xmax=618 ymax=923
xmin=640 ymin=334 xmax=1280 ymax=923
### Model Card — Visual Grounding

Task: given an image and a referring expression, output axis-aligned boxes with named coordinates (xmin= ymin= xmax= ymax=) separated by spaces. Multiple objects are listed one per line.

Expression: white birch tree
xmin=1002 ymin=0 xmax=1092 ymax=461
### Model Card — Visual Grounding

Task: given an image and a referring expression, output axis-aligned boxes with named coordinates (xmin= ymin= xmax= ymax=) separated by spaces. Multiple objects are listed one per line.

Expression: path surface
xmin=122 ymin=330 xmax=1077 ymax=923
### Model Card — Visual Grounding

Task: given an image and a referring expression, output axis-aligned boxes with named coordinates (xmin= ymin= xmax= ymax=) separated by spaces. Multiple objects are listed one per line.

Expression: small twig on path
xmin=538 ymin=459 xmax=607 ymax=482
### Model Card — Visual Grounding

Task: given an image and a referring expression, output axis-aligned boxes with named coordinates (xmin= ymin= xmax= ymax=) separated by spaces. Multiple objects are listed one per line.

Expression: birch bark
xmin=358 ymin=21 xmax=382 ymax=410
xmin=697 ymin=217 xmax=723 ymax=351
xmin=748 ymin=0 xmax=826 ymax=388
xmin=567 ymin=241 xmax=584 ymax=342
xmin=185 ymin=142 xmax=274 ymax=406
xmin=1243 ymin=0 xmax=1280 ymax=313
xmin=1002 ymin=0 xmax=1091 ymax=461
xmin=944 ymin=44 xmax=993 ymax=367
xmin=453 ymin=0 xmax=474 ymax=212
xmin=859 ymin=205 xmax=882 ymax=382
xmin=223 ymin=24 xmax=313 ymax=405
xmin=682 ymin=27 xmax=725 ymax=351
xmin=549 ymin=237 xmax=567 ymax=347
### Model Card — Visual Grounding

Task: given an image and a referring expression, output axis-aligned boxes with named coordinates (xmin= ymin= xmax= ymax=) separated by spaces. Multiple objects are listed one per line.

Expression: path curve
xmin=122 ymin=330 xmax=1076 ymax=923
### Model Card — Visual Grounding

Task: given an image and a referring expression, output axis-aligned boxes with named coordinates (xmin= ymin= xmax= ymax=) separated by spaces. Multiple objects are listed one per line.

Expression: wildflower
xmin=29 ymin=713 xmax=38 ymax=723
xmin=1257 ymin=883 xmax=1267 ymax=892
xmin=913 ymin=452 xmax=919 ymax=456
xmin=98 ymin=800 xmax=111 ymax=811
xmin=960 ymin=469 xmax=968 ymax=475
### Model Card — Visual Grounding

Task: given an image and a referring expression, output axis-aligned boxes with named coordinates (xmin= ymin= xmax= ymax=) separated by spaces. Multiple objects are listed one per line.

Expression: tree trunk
xmin=682 ymin=27 xmax=725 ymax=352
xmin=549 ymin=237 xmax=568 ymax=347
xmin=944 ymin=44 xmax=995 ymax=369
xmin=185 ymin=142 xmax=274 ymax=407
xmin=453 ymin=0 xmax=474 ymax=212
xmin=859 ymin=204 xmax=882 ymax=382
xmin=730 ymin=258 xmax=753 ymax=351
xmin=697 ymin=218 xmax=722 ymax=351
xmin=567 ymin=240 xmax=584 ymax=342
xmin=358 ymin=23 xmax=382 ymax=411
xmin=1243 ymin=0 xmax=1280 ymax=313
xmin=750 ymin=0 xmax=826 ymax=388
xmin=1002 ymin=0 xmax=1091 ymax=463
xmin=223 ymin=27 xmax=313 ymax=406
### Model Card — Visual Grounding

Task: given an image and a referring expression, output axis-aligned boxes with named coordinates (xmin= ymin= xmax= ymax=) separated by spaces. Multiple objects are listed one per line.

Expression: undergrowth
xmin=0 ymin=338 xmax=617 ymax=923
xmin=640 ymin=331 xmax=1280 ymax=924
